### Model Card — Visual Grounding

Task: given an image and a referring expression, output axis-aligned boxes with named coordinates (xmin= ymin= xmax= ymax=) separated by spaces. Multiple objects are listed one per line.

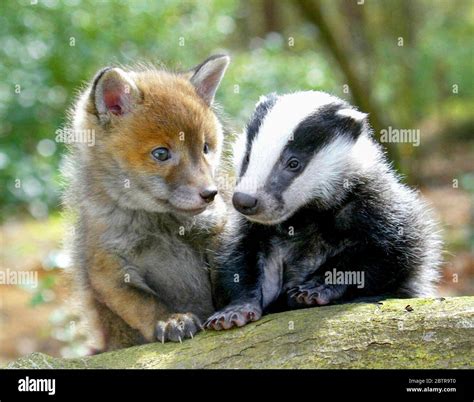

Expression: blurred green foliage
xmin=0 ymin=0 xmax=473 ymax=221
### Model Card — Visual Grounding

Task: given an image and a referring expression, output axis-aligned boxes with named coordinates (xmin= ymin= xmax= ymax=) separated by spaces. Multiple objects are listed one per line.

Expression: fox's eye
xmin=151 ymin=147 xmax=170 ymax=162
xmin=286 ymin=158 xmax=301 ymax=172
xmin=203 ymin=142 xmax=210 ymax=154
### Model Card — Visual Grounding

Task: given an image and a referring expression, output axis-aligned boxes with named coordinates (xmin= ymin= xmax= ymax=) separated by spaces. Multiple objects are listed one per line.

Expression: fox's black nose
xmin=233 ymin=192 xmax=258 ymax=215
xmin=200 ymin=188 xmax=218 ymax=203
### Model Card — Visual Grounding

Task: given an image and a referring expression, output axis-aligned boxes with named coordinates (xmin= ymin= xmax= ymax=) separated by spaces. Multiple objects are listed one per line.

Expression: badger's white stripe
xmin=283 ymin=136 xmax=354 ymax=210
xmin=350 ymin=133 xmax=382 ymax=172
xmin=283 ymin=133 xmax=381 ymax=212
xmin=236 ymin=91 xmax=341 ymax=194
xmin=232 ymin=130 xmax=247 ymax=175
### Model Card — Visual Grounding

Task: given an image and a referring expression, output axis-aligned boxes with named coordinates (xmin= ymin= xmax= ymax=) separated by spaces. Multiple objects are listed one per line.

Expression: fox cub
xmin=63 ymin=55 xmax=230 ymax=350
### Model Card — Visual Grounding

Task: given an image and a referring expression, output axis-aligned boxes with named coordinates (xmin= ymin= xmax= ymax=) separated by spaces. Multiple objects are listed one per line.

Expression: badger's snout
xmin=233 ymin=192 xmax=259 ymax=215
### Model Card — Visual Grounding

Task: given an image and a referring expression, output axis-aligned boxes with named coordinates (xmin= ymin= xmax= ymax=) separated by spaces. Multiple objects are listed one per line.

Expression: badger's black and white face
xmin=232 ymin=91 xmax=376 ymax=225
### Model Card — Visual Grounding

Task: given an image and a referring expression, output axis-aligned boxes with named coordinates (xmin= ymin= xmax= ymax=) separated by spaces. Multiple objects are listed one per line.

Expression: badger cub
xmin=206 ymin=91 xmax=441 ymax=330
xmin=64 ymin=55 xmax=230 ymax=349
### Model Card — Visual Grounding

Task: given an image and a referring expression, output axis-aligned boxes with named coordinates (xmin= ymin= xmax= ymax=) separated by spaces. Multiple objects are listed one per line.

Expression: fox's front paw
xmin=155 ymin=313 xmax=202 ymax=343
xmin=288 ymin=283 xmax=347 ymax=306
xmin=204 ymin=302 xmax=262 ymax=330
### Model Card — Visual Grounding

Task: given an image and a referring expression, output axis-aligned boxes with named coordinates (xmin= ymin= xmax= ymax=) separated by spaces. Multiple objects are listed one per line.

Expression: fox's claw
xmin=155 ymin=312 xmax=201 ymax=343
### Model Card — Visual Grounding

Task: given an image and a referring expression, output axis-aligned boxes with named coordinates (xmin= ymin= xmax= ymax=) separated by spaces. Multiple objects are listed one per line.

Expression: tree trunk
xmin=294 ymin=0 xmax=400 ymax=163
xmin=6 ymin=297 xmax=474 ymax=369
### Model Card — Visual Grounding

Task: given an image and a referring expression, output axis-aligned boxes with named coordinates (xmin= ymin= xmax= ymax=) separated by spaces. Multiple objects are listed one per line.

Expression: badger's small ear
xmin=91 ymin=67 xmax=140 ymax=122
xmin=336 ymin=108 xmax=367 ymax=123
xmin=336 ymin=108 xmax=368 ymax=138
xmin=188 ymin=54 xmax=230 ymax=105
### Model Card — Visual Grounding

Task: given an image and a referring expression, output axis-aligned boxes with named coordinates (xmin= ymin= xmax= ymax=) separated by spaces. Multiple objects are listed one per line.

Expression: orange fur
xmin=66 ymin=57 xmax=230 ymax=350
xmin=102 ymin=71 xmax=219 ymax=186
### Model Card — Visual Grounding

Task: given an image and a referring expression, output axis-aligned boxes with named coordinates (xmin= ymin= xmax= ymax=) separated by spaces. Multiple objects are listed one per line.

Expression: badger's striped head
xmin=232 ymin=91 xmax=377 ymax=224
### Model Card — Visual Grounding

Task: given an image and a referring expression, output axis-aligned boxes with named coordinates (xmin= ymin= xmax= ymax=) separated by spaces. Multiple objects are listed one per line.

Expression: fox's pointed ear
xmin=188 ymin=55 xmax=230 ymax=105
xmin=91 ymin=67 xmax=141 ymax=123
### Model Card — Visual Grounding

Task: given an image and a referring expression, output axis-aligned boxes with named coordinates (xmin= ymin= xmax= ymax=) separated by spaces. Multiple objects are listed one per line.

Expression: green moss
xmin=6 ymin=297 xmax=474 ymax=369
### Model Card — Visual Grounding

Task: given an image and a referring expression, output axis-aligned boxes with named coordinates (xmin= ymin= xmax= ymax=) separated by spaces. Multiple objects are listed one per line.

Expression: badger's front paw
xmin=155 ymin=313 xmax=202 ymax=343
xmin=204 ymin=302 xmax=262 ymax=330
xmin=288 ymin=283 xmax=347 ymax=306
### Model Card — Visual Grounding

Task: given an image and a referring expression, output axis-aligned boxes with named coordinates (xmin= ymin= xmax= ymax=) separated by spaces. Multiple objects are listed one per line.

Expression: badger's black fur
xmin=206 ymin=91 xmax=442 ymax=330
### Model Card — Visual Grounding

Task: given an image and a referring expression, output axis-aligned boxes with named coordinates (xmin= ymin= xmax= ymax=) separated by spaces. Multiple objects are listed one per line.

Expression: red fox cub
xmin=63 ymin=55 xmax=230 ymax=350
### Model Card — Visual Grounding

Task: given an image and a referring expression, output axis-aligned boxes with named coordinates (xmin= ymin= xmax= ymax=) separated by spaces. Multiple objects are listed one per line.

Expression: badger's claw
xmin=204 ymin=302 xmax=262 ymax=330
xmin=288 ymin=283 xmax=347 ymax=306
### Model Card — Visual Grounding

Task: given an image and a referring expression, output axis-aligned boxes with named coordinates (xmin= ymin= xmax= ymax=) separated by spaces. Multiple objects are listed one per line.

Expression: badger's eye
xmin=151 ymin=147 xmax=170 ymax=161
xmin=286 ymin=158 xmax=301 ymax=172
xmin=245 ymin=154 xmax=250 ymax=163
xmin=203 ymin=142 xmax=210 ymax=154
